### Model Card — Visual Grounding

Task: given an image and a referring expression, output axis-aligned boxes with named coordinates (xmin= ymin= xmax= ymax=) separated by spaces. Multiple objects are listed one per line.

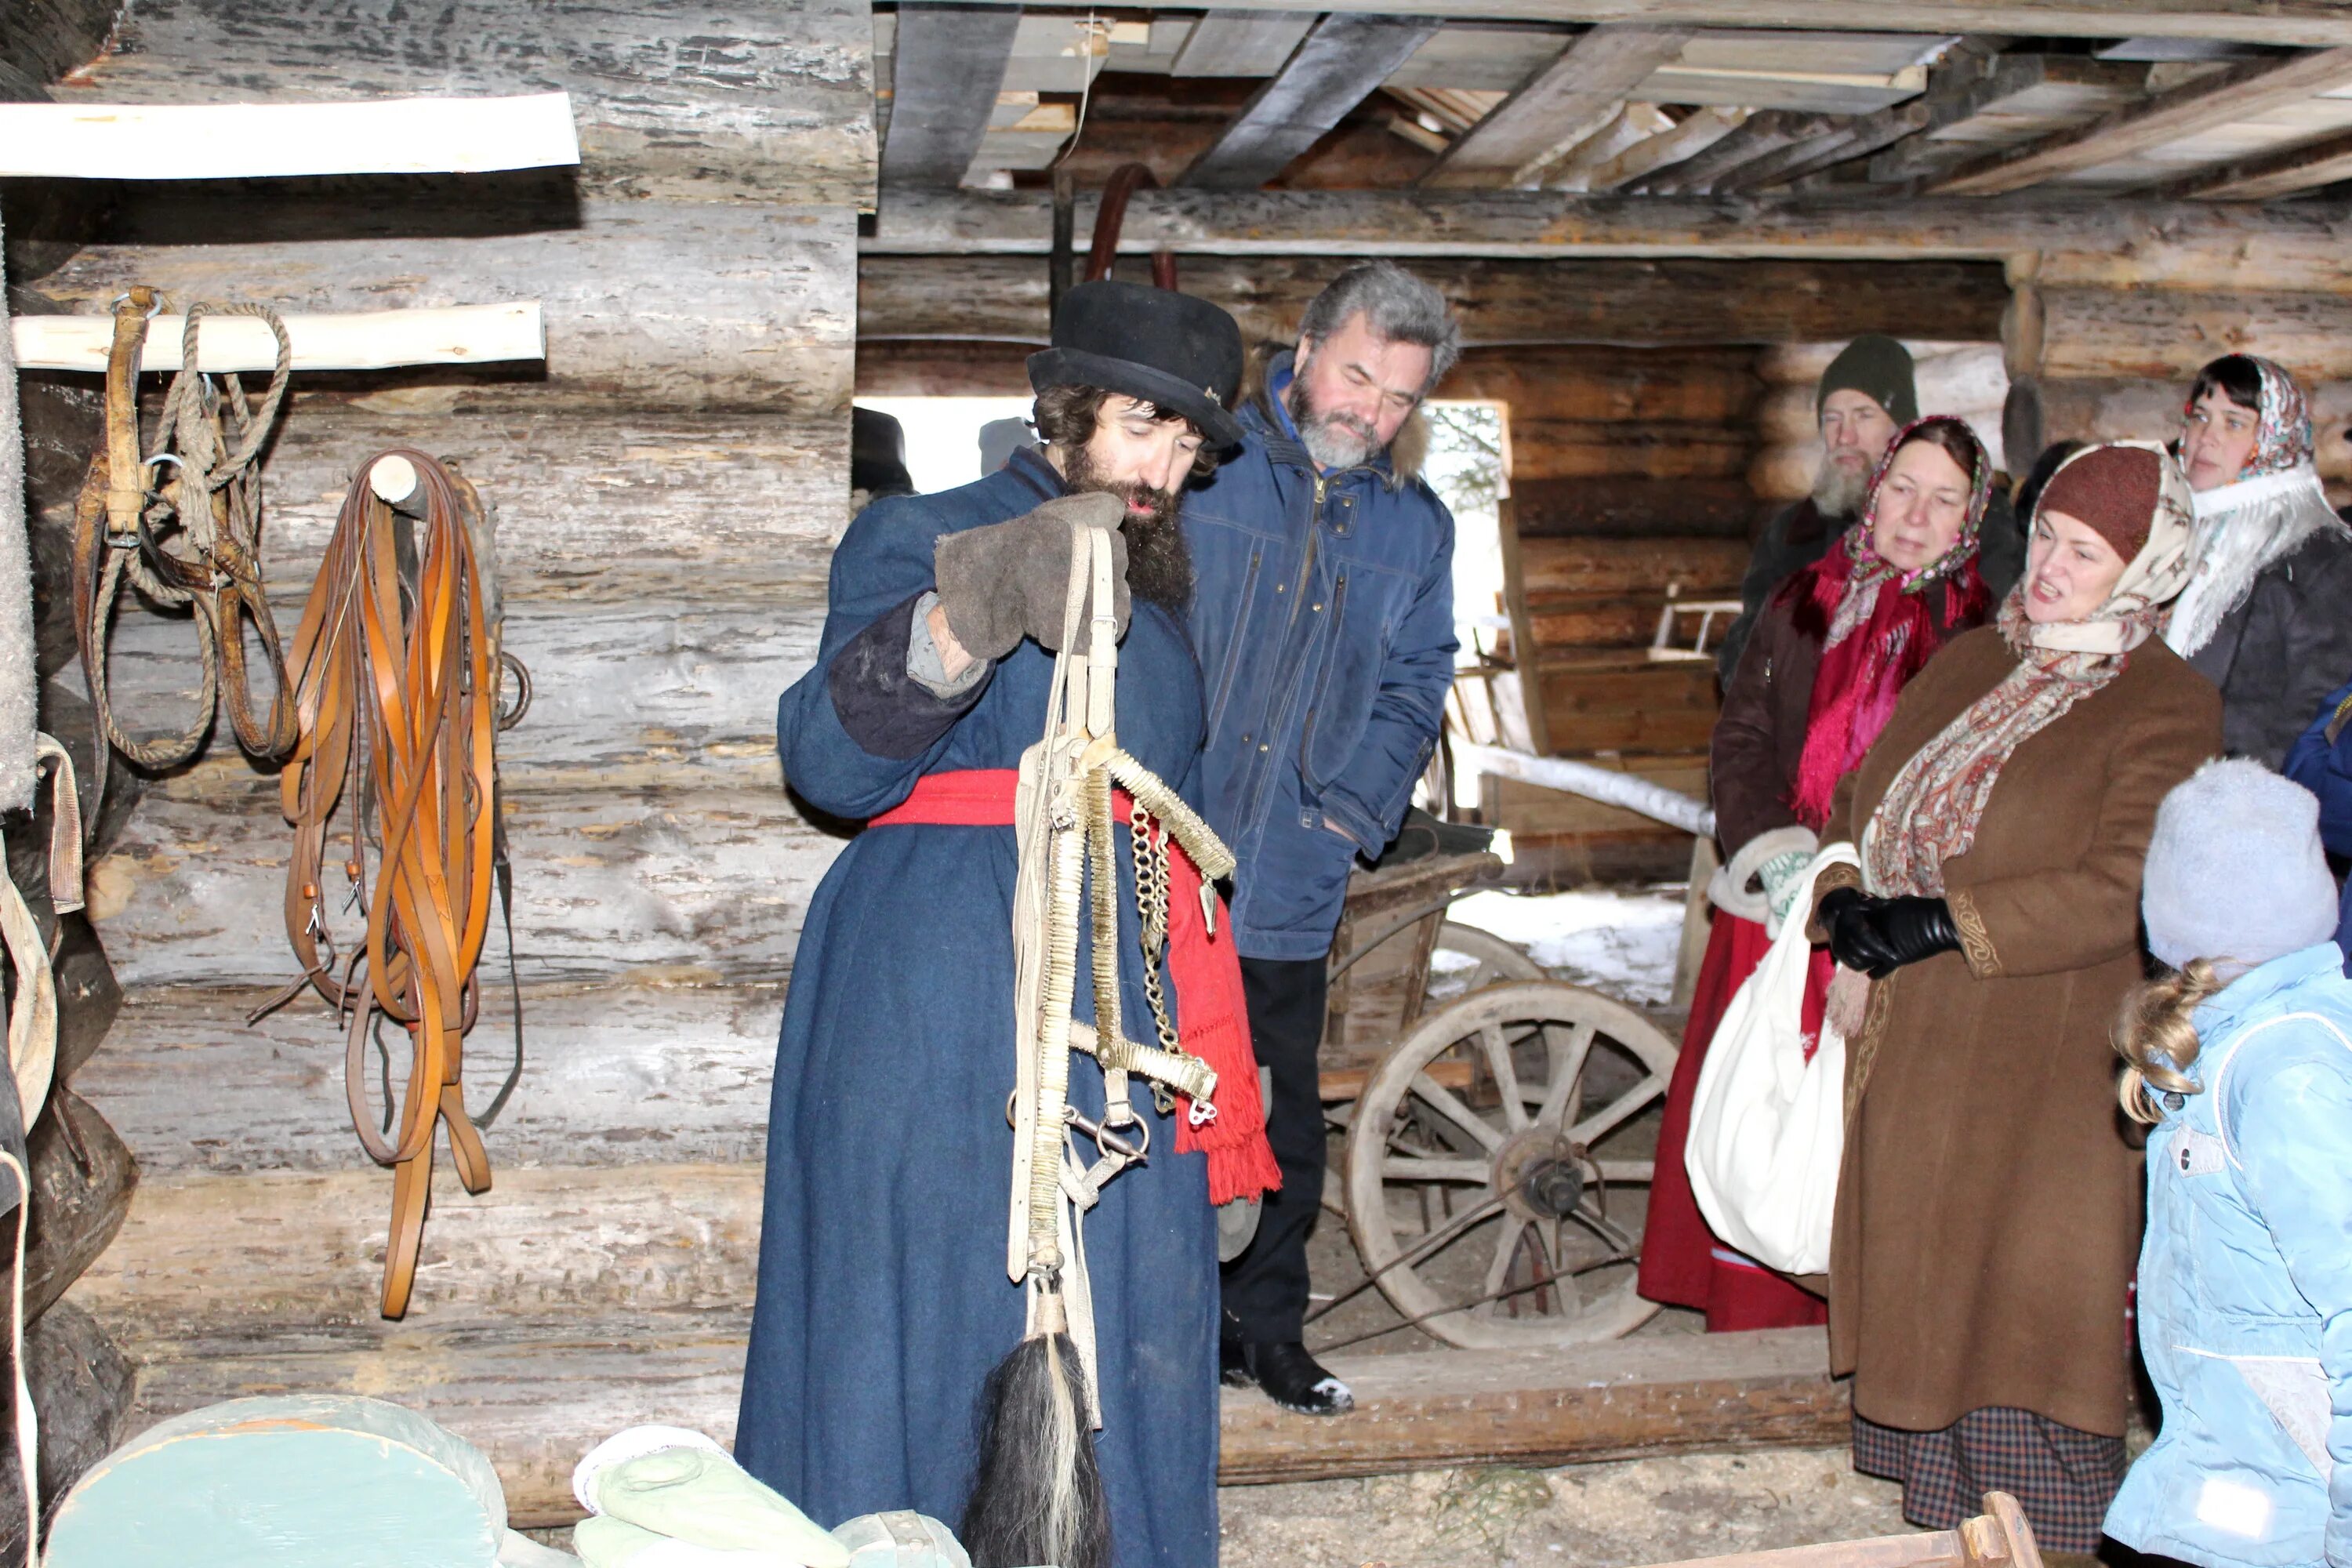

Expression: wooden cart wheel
xmin=1421 ymin=921 xmax=1545 ymax=1014
xmin=1343 ymin=980 xmax=1677 ymax=1348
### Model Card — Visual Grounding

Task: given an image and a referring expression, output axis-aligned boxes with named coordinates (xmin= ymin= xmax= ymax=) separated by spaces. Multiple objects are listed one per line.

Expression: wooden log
xmin=106 ymin=1313 xmax=1850 ymax=1528
xmin=858 ymin=253 xmax=2009 ymax=351
xmin=1635 ymin=111 xmax=1842 ymax=197
xmin=855 ymin=338 xmax=1033 ymax=397
xmin=1517 ymin=536 xmax=1751 ymax=597
xmin=1181 ymin=15 xmax=1443 ymax=191
xmin=1580 ymin=107 xmax=1751 ymax=194
xmin=78 ymin=982 xmax=785 ymax=1176
xmin=2041 ymin=287 xmax=2352 ymax=382
xmin=1528 ymin=595 xmax=1686 ymax=649
xmin=2037 ymin=376 xmax=2352 ymax=481
xmin=1448 ymin=347 xmax=1759 ymax=426
xmin=13 ymin=303 xmax=545 ymax=374
xmin=45 ymin=0 xmax=879 ymax=206
xmin=1423 ymin=24 xmax=1693 ymax=190
xmin=1537 ymin=660 xmax=1720 ymax=753
xmin=1541 ymin=101 xmax=1677 ymax=192
xmin=99 ymin=588 xmax=825 ymax=782
xmin=1755 ymin=339 xmax=1999 ymax=389
xmin=1504 ymin=419 xmax=1753 ymax=482
xmin=848 ymin=5 xmax=2352 ymax=49
xmin=24 ymin=198 xmax=857 ymax=412
xmin=89 ymin=781 xmax=845 ymax=989
xmin=1511 ymin=475 xmax=1758 ymax=539
xmin=862 ymin=190 xmax=2352 ymax=295
xmin=2176 ymin=124 xmax=2352 ymax=201
xmin=1931 ymin=47 xmax=2352 ymax=197
xmin=0 ymin=93 xmax=581 ymax=181
xmin=1483 ymin=765 xmax=1709 ymax=837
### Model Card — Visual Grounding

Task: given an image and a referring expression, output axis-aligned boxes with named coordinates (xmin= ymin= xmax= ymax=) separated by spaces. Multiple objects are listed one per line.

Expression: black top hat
xmin=1028 ymin=280 xmax=1245 ymax=452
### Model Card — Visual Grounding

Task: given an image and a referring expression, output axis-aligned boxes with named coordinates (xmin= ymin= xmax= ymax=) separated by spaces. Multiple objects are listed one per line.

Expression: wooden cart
xmin=1313 ymin=848 xmax=1682 ymax=1351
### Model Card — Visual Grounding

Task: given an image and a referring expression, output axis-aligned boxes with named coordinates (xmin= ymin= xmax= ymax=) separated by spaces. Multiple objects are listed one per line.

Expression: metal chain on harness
xmin=1127 ymin=808 xmax=1185 ymax=1116
xmin=70 ymin=288 xmax=299 ymax=823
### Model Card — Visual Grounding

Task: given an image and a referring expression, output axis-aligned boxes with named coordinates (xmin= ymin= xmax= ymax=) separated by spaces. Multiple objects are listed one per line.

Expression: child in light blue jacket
xmin=2107 ymin=759 xmax=2352 ymax=1568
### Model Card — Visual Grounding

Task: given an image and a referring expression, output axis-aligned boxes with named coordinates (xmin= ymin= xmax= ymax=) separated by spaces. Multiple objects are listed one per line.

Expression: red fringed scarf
xmin=871 ymin=770 xmax=1280 ymax=1206
xmin=1784 ymin=417 xmax=1995 ymax=829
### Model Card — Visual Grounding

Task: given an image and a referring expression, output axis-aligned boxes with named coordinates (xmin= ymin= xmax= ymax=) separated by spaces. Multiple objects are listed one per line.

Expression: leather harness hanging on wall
xmin=70 ymin=287 xmax=297 ymax=818
xmin=275 ymin=450 xmax=510 ymax=1319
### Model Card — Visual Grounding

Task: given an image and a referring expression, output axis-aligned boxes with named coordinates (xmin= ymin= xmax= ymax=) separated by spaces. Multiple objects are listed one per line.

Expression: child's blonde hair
xmin=2114 ymin=958 xmax=2227 ymax=1124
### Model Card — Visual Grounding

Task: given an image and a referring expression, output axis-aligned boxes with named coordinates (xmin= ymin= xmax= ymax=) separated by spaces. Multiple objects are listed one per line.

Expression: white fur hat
xmin=2143 ymin=758 xmax=2340 ymax=977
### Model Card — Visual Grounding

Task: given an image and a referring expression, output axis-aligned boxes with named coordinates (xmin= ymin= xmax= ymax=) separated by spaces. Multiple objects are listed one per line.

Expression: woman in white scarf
xmin=2165 ymin=354 xmax=2352 ymax=764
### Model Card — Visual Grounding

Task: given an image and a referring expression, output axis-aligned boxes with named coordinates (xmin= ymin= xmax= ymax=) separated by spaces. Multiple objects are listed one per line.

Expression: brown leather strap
xmin=281 ymin=450 xmax=503 ymax=1319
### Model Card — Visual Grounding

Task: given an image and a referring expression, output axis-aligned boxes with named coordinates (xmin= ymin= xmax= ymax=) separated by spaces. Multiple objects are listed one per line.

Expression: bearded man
xmin=1181 ymin=260 xmax=1461 ymax=1416
xmin=736 ymin=281 xmax=1261 ymax=1568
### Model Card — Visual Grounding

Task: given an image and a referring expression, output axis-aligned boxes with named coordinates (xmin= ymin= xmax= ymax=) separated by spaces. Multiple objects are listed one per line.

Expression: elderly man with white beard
xmin=1715 ymin=336 xmax=2023 ymax=685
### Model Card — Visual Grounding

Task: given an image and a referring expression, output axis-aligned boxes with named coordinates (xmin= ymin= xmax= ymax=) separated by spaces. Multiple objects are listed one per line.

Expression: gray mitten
xmin=933 ymin=492 xmax=1130 ymax=661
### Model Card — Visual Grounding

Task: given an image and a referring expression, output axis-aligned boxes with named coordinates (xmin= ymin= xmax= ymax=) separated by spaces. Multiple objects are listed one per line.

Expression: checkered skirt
xmin=1852 ymin=1406 xmax=2125 ymax=1553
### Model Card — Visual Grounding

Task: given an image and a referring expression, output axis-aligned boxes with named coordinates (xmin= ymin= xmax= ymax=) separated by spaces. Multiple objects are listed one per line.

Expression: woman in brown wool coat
xmin=1808 ymin=442 xmax=2222 ymax=1553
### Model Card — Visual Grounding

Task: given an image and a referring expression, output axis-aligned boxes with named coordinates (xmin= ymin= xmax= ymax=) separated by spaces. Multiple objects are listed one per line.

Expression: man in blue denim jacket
xmin=1181 ymin=262 xmax=1460 ymax=1413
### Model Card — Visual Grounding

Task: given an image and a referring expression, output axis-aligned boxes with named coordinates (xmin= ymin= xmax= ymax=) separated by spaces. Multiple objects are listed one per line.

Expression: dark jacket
xmin=742 ymin=447 xmax=1218 ymax=1564
xmin=2281 ymin=673 xmax=2352 ymax=967
xmin=2184 ymin=528 xmax=2352 ymax=768
xmin=1182 ymin=351 xmax=1457 ymax=961
xmin=1710 ymin=575 xmax=1981 ymax=855
xmin=1715 ymin=489 xmax=2022 ymax=685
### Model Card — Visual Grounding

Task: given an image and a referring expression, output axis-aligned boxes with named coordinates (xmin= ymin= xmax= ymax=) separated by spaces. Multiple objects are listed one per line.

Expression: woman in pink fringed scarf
xmin=1639 ymin=416 xmax=1994 ymax=1332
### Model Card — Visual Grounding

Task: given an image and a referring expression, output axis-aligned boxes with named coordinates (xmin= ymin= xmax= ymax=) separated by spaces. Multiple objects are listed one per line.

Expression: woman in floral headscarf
xmin=1806 ymin=443 xmax=2221 ymax=1552
xmin=1640 ymin=416 xmax=1994 ymax=1332
xmin=2166 ymin=354 xmax=2352 ymax=764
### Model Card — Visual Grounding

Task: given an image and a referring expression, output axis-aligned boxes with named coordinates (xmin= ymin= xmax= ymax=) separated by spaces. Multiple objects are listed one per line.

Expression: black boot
xmin=1243 ymin=1341 xmax=1354 ymax=1416
xmin=1219 ymin=1311 xmax=1253 ymax=1388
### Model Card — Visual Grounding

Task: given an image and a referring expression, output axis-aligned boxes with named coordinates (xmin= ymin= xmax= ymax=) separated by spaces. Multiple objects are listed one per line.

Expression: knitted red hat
xmin=2037 ymin=444 xmax=2162 ymax=560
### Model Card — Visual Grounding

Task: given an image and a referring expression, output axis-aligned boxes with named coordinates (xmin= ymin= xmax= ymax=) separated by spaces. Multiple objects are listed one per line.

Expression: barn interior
xmin=5 ymin=0 xmax=2352 ymax=1559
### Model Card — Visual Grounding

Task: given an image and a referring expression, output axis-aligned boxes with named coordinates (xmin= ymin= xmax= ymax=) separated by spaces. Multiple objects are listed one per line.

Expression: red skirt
xmin=1637 ymin=909 xmax=1833 ymax=1331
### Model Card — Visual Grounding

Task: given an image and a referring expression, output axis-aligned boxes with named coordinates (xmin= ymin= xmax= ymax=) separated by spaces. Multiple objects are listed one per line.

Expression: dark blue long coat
xmin=735 ymin=449 xmax=1219 ymax=1568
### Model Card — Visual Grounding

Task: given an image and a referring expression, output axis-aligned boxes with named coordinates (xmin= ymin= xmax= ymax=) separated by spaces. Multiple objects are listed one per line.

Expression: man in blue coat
xmin=1183 ymin=262 xmax=1461 ymax=1414
xmin=737 ymin=281 xmax=1250 ymax=1568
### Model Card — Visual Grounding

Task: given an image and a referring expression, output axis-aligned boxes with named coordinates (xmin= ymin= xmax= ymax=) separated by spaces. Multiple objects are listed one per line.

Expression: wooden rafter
xmin=1863 ymin=53 xmax=2147 ymax=186
xmin=880 ymin=2 xmax=1022 ymax=188
xmin=1579 ymin=106 xmax=1749 ymax=192
xmin=1762 ymin=102 xmax=1932 ymax=189
xmin=1171 ymin=10 xmax=1320 ymax=77
xmin=1421 ymin=24 xmax=1692 ymax=189
xmin=927 ymin=1 xmax=2352 ymax=49
xmin=1929 ymin=45 xmax=2352 ymax=194
xmin=2172 ymin=123 xmax=2352 ymax=199
xmin=1183 ymin=14 xmax=1446 ymax=189
xmin=1635 ymin=111 xmax=1840 ymax=194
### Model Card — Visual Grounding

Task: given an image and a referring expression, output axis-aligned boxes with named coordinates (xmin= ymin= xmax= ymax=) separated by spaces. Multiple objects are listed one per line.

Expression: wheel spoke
xmin=1479 ymin=1022 xmax=1528 ymax=1131
xmin=1534 ymin=1021 xmax=1596 ymax=1127
xmin=1567 ymin=1073 xmax=1668 ymax=1146
xmin=1481 ymin=1214 xmax=1527 ymax=1313
xmin=1594 ymin=1158 xmax=1653 ymax=1183
xmin=1381 ymin=1156 xmax=1489 ymax=1184
xmin=1408 ymin=1073 xmax=1506 ymax=1152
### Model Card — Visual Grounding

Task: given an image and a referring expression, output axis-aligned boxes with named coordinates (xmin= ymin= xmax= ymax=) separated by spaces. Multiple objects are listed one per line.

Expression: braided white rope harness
xmin=1005 ymin=522 xmax=1234 ymax=1422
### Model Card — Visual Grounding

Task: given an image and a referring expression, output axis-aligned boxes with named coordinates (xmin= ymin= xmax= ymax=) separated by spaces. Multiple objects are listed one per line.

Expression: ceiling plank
xmin=920 ymin=2 xmax=2352 ymax=49
xmin=1929 ymin=45 xmax=2352 ymax=194
xmin=1422 ymin=24 xmax=1692 ymax=188
xmin=1578 ymin=107 xmax=1750 ymax=193
xmin=1171 ymin=11 xmax=1321 ymax=78
xmin=1183 ymin=14 xmax=1446 ymax=189
xmin=2172 ymin=124 xmax=2352 ymax=198
xmin=880 ymin=2 xmax=1021 ymax=189
xmin=1862 ymin=53 xmax=2144 ymax=186
xmin=1634 ymin=111 xmax=1842 ymax=194
xmin=1759 ymin=101 xmax=1932 ymax=189
xmin=862 ymin=188 xmax=2352 ymax=291
xmin=1541 ymin=101 xmax=1675 ymax=190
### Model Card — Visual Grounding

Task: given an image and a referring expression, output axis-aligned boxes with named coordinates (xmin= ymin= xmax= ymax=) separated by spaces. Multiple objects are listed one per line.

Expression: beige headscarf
xmin=1861 ymin=441 xmax=2195 ymax=897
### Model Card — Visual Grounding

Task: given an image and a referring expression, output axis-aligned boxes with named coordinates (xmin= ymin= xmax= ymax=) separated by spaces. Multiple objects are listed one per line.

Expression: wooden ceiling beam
xmin=1421 ymin=24 xmax=1691 ymax=189
xmin=1578 ymin=107 xmax=1749 ymax=193
xmin=1182 ymin=14 xmax=1445 ymax=190
xmin=1633 ymin=111 xmax=1841 ymax=194
xmin=880 ymin=2 xmax=1022 ymax=189
xmin=1929 ymin=45 xmax=2352 ymax=194
xmin=1171 ymin=11 xmax=1321 ymax=77
xmin=914 ymin=0 xmax=2352 ymax=48
xmin=1759 ymin=101 xmax=1932 ymax=189
xmin=2171 ymin=123 xmax=2352 ymax=199
xmin=862 ymin=188 xmax=2352 ymax=289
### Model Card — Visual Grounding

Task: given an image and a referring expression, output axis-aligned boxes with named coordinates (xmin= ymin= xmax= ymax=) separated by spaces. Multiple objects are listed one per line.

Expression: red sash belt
xmin=873 ymin=769 xmax=1279 ymax=1203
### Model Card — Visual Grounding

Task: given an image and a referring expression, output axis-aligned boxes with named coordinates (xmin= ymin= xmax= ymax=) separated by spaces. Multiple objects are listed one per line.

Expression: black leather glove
xmin=932 ymin=492 xmax=1130 ymax=661
xmin=1820 ymin=887 xmax=1902 ymax=978
xmin=1870 ymin=895 xmax=1962 ymax=971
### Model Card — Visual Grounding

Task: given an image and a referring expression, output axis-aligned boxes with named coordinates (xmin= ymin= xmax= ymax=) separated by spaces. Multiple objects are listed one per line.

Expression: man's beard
xmin=1062 ymin=445 xmax=1195 ymax=611
xmin=1290 ymin=376 xmax=1381 ymax=470
xmin=1810 ymin=450 xmax=1872 ymax=518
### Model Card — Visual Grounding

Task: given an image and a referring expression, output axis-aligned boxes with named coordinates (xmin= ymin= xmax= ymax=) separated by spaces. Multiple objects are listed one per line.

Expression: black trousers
xmin=1221 ymin=955 xmax=1330 ymax=1345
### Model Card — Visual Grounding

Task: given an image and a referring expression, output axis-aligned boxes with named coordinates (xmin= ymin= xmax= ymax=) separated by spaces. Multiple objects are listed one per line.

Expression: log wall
xmin=12 ymin=0 xmax=875 ymax=1521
